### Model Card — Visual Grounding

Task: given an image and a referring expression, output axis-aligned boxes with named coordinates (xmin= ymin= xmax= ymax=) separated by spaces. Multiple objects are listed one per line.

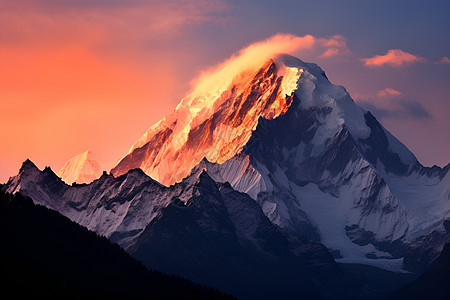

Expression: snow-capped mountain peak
xmin=111 ymin=58 xmax=303 ymax=185
xmin=58 ymin=150 xmax=102 ymax=184
xmin=4 ymin=53 xmax=448 ymax=274
xmin=106 ymin=54 xmax=450 ymax=268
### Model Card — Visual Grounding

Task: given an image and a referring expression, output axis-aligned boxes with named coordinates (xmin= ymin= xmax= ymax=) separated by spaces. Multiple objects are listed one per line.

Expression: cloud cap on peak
xmin=190 ymin=34 xmax=316 ymax=97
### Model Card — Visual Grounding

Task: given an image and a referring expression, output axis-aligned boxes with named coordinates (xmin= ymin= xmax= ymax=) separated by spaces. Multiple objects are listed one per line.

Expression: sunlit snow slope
xmin=111 ymin=60 xmax=302 ymax=186
xmin=58 ymin=150 xmax=102 ymax=184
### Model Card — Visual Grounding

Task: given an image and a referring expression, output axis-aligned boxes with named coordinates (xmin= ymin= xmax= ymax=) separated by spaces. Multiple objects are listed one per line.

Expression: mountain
xmin=129 ymin=170 xmax=342 ymax=299
xmin=58 ymin=150 xmax=102 ymax=184
xmin=0 ymin=188 xmax=233 ymax=299
xmin=111 ymin=59 xmax=299 ymax=185
xmin=3 ymin=160 xmax=351 ymax=299
xmin=4 ymin=159 xmax=171 ymax=250
xmin=111 ymin=54 xmax=449 ymax=269
xmin=393 ymin=241 xmax=450 ymax=299
xmin=3 ymin=54 xmax=449 ymax=296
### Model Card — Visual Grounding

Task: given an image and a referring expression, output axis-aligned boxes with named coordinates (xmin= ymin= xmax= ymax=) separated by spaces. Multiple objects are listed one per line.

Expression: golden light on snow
xmin=279 ymin=67 xmax=303 ymax=99
xmin=113 ymin=58 xmax=303 ymax=186
xmin=190 ymin=34 xmax=314 ymax=99
xmin=111 ymin=34 xmax=320 ymax=185
xmin=58 ymin=150 xmax=102 ymax=184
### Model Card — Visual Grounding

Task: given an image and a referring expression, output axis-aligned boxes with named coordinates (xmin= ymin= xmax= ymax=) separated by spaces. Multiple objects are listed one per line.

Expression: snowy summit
xmin=58 ymin=150 xmax=102 ymax=184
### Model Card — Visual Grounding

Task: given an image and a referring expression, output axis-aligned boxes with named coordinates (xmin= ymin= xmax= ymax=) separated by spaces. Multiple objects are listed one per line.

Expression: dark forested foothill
xmin=0 ymin=189 xmax=234 ymax=299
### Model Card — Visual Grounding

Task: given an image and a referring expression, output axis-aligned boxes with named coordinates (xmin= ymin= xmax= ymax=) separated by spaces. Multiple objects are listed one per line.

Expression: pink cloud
xmin=318 ymin=35 xmax=351 ymax=58
xmin=319 ymin=35 xmax=347 ymax=48
xmin=363 ymin=49 xmax=426 ymax=67
xmin=321 ymin=48 xmax=340 ymax=58
xmin=437 ymin=56 xmax=450 ymax=64
xmin=377 ymin=88 xmax=403 ymax=98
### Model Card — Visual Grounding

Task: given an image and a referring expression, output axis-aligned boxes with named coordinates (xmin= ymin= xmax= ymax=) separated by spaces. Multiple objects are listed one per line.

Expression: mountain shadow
xmin=392 ymin=241 xmax=450 ymax=299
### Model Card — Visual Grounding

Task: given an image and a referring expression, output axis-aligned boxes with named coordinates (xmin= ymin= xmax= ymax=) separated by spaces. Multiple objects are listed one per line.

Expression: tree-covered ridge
xmin=0 ymin=188 xmax=234 ymax=299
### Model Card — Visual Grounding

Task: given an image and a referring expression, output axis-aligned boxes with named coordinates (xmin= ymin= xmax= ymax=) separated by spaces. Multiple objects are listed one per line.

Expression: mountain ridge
xmin=3 ymin=54 xmax=449 ymax=292
xmin=4 ymin=158 xmax=351 ymax=299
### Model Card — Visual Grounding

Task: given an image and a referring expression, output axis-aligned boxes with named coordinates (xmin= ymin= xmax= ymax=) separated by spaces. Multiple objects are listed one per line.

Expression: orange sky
xmin=1 ymin=0 xmax=449 ymax=182
xmin=0 ymin=0 xmax=209 ymax=180
xmin=0 ymin=44 xmax=178 ymax=174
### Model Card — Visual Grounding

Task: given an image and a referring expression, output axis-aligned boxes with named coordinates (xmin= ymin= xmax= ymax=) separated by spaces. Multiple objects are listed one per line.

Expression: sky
xmin=1 ymin=0 xmax=449 ymax=182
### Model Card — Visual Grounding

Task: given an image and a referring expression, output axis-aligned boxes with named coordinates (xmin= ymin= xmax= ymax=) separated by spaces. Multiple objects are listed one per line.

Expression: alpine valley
xmin=3 ymin=54 xmax=449 ymax=299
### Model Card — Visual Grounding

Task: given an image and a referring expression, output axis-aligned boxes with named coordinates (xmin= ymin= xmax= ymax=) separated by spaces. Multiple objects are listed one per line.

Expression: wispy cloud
xmin=191 ymin=33 xmax=356 ymax=96
xmin=318 ymin=35 xmax=351 ymax=58
xmin=362 ymin=49 xmax=426 ymax=67
xmin=143 ymin=0 xmax=231 ymax=34
xmin=357 ymin=88 xmax=431 ymax=120
xmin=360 ymin=101 xmax=431 ymax=120
xmin=377 ymin=87 xmax=403 ymax=98
xmin=436 ymin=56 xmax=450 ymax=64
xmin=0 ymin=0 xmax=231 ymax=47
xmin=191 ymin=34 xmax=316 ymax=96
